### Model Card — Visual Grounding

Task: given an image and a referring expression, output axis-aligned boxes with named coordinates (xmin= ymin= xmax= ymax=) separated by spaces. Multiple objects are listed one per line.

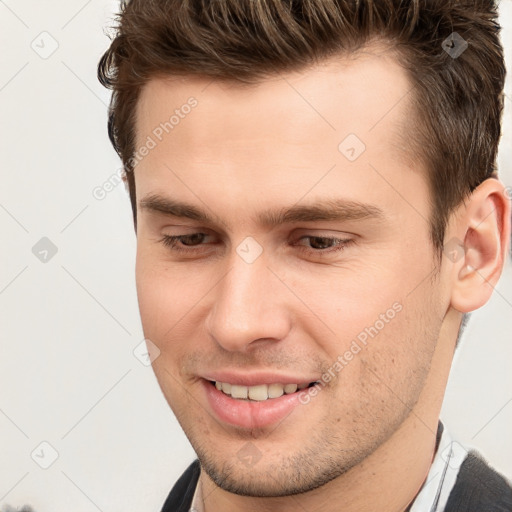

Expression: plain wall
xmin=0 ymin=1 xmax=511 ymax=511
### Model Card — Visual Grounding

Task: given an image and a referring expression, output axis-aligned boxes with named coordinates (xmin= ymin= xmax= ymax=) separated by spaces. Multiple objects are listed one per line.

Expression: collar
xmin=409 ymin=423 xmax=467 ymax=512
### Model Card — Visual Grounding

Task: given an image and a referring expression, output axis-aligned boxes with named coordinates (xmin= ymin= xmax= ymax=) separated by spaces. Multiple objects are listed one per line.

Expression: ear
xmin=448 ymin=178 xmax=511 ymax=313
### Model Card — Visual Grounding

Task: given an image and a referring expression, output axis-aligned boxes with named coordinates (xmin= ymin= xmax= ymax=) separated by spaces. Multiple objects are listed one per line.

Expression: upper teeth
xmin=215 ymin=381 xmax=309 ymax=401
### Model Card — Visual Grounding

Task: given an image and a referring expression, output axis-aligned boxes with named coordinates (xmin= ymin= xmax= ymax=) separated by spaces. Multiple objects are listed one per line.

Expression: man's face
xmin=134 ymin=50 xmax=451 ymax=496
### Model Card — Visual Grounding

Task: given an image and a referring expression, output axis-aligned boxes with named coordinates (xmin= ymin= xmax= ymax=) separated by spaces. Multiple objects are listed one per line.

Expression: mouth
xmin=202 ymin=378 xmax=319 ymax=429
xmin=209 ymin=380 xmax=320 ymax=401
xmin=201 ymin=374 xmax=322 ymax=428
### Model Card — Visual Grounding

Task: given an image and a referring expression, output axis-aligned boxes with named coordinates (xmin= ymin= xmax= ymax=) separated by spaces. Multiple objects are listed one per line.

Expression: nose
xmin=205 ymin=251 xmax=292 ymax=352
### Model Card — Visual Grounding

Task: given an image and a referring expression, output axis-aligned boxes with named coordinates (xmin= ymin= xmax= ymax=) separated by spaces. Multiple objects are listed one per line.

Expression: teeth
xmin=230 ymin=384 xmax=248 ymax=399
xmin=268 ymin=383 xmax=284 ymax=398
xmin=284 ymin=383 xmax=298 ymax=394
xmin=214 ymin=381 xmax=309 ymax=401
xmin=248 ymin=384 xmax=268 ymax=401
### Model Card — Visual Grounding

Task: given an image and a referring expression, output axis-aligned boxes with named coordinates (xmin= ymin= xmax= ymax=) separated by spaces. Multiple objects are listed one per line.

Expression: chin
xmin=192 ymin=434 xmax=365 ymax=498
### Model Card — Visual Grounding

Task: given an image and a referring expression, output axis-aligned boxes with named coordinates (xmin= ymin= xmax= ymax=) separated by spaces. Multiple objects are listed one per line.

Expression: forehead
xmin=133 ymin=49 xmax=425 ymax=224
xmin=136 ymin=48 xmax=414 ymax=147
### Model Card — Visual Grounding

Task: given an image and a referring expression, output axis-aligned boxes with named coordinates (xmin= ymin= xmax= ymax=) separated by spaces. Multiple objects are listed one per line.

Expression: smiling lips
xmin=213 ymin=380 xmax=315 ymax=401
xmin=201 ymin=372 xmax=322 ymax=428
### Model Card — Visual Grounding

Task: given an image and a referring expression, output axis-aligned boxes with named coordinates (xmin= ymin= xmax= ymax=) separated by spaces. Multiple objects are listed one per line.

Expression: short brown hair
xmin=98 ymin=0 xmax=505 ymax=254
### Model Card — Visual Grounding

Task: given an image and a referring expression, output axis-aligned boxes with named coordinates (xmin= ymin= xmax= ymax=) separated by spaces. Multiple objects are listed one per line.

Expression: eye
xmin=160 ymin=232 xmax=214 ymax=252
xmin=294 ymin=235 xmax=354 ymax=255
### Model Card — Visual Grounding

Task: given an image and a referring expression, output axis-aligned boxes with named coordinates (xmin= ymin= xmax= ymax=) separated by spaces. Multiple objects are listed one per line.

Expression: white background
xmin=0 ymin=1 xmax=511 ymax=511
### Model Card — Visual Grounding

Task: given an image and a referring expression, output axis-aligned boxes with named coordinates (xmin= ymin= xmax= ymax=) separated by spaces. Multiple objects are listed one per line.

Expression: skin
xmin=133 ymin=47 xmax=510 ymax=512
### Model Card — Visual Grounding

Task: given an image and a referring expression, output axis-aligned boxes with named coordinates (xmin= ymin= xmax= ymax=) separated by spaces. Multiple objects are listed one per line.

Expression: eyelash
xmin=159 ymin=233 xmax=354 ymax=256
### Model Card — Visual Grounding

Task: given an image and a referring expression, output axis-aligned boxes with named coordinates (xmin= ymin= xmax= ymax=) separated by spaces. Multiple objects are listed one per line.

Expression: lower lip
xmin=202 ymin=380 xmax=308 ymax=429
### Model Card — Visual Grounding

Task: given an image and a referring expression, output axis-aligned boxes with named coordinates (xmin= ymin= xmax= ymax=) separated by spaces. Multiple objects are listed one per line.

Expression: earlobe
xmin=449 ymin=178 xmax=511 ymax=314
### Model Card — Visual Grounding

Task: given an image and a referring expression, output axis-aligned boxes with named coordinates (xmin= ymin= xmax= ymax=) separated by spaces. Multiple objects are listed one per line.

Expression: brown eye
xmin=293 ymin=235 xmax=355 ymax=257
xmin=179 ymin=233 xmax=208 ymax=246
xmin=160 ymin=232 xmax=213 ymax=251
xmin=308 ymin=237 xmax=337 ymax=250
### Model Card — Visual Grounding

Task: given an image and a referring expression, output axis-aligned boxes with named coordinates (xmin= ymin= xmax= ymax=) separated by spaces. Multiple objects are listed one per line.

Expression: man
xmin=98 ymin=0 xmax=512 ymax=510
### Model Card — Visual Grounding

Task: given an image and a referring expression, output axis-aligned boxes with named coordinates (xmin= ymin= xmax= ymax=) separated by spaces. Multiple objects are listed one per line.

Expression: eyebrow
xmin=139 ymin=194 xmax=386 ymax=228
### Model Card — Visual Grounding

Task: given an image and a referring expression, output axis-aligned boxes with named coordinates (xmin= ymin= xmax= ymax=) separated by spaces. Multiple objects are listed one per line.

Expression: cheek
xmin=135 ymin=256 xmax=200 ymax=408
xmin=135 ymin=249 xmax=218 ymax=359
xmin=359 ymin=289 xmax=439 ymax=391
xmin=135 ymin=252 xmax=188 ymax=345
xmin=327 ymin=301 xmax=439 ymax=440
xmin=281 ymin=265 xmax=405 ymax=355
xmin=295 ymin=263 xmax=440 ymax=397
